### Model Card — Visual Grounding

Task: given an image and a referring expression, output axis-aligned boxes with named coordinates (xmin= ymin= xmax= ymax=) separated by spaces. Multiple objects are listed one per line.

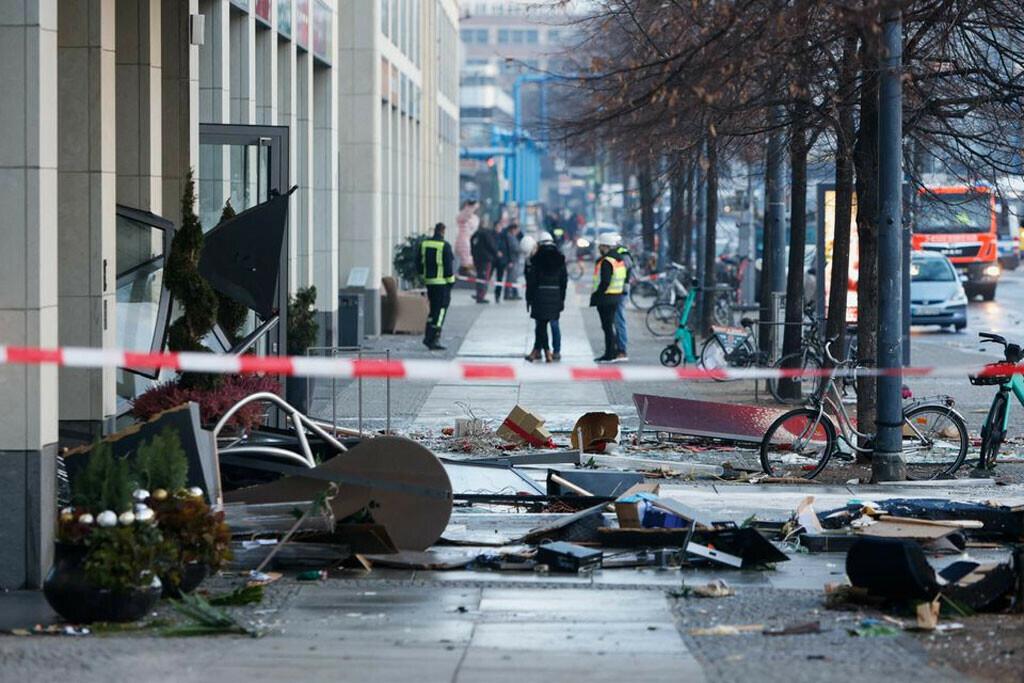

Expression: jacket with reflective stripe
xmin=421 ymin=239 xmax=455 ymax=285
xmin=592 ymin=255 xmax=626 ymax=295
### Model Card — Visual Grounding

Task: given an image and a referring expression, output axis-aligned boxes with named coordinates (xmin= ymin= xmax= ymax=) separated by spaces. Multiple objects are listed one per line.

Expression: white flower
xmin=132 ymin=488 xmax=150 ymax=502
xmin=96 ymin=510 xmax=117 ymax=528
xmin=188 ymin=486 xmax=204 ymax=498
xmin=78 ymin=513 xmax=95 ymax=525
xmin=118 ymin=510 xmax=136 ymax=526
xmin=135 ymin=507 xmax=155 ymax=524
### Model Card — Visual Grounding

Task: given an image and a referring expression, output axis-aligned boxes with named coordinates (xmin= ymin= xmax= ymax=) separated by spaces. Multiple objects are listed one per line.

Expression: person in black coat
xmin=494 ymin=223 xmax=521 ymax=302
xmin=470 ymin=224 xmax=500 ymax=303
xmin=524 ymin=232 xmax=568 ymax=362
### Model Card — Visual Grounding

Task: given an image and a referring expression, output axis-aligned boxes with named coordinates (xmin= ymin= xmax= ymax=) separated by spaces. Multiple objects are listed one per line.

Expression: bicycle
xmin=768 ymin=303 xmax=828 ymax=405
xmin=971 ymin=332 xmax=1024 ymax=470
xmin=630 ymin=262 xmax=688 ymax=310
xmin=760 ymin=341 xmax=969 ymax=480
xmin=657 ymin=280 xmax=700 ymax=367
xmin=697 ymin=316 xmax=771 ymax=375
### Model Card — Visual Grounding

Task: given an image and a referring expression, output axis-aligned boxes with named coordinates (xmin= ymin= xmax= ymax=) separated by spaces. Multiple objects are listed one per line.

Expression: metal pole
xmin=385 ymin=349 xmax=392 ymax=435
xmin=741 ymin=161 xmax=757 ymax=304
xmin=874 ymin=9 xmax=907 ymax=482
xmin=767 ymin=106 xmax=787 ymax=296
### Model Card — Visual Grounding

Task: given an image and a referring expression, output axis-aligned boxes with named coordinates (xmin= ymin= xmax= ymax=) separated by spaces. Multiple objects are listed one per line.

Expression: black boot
xmin=494 ymin=285 xmax=502 ymax=302
xmin=422 ymin=325 xmax=436 ymax=349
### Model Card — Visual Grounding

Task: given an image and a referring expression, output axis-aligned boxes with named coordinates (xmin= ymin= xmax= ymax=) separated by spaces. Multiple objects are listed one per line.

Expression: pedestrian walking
xmin=590 ymin=233 xmax=627 ymax=363
xmin=524 ymin=232 xmax=567 ymax=362
xmin=494 ymin=223 xmax=521 ymax=302
xmin=420 ymin=222 xmax=455 ymax=350
xmin=455 ymin=200 xmax=479 ymax=275
xmin=612 ymin=234 xmax=634 ymax=362
xmin=470 ymin=221 xmax=500 ymax=303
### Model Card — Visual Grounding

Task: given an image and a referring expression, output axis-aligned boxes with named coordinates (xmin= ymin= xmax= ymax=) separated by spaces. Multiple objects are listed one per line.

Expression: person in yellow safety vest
xmin=590 ymin=232 xmax=627 ymax=363
xmin=420 ymin=222 xmax=456 ymax=350
xmin=612 ymin=236 xmax=633 ymax=362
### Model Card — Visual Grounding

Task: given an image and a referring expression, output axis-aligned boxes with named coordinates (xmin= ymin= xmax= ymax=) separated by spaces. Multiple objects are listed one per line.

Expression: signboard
xmin=278 ymin=0 xmax=292 ymax=37
xmin=818 ymin=185 xmax=859 ymax=322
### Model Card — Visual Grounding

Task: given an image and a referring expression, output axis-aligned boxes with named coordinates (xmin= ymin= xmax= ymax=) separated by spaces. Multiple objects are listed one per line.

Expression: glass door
xmin=198 ymin=124 xmax=289 ymax=361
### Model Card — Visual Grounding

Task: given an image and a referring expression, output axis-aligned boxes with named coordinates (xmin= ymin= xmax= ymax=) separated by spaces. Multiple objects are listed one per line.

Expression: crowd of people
xmin=422 ymin=201 xmax=633 ymax=364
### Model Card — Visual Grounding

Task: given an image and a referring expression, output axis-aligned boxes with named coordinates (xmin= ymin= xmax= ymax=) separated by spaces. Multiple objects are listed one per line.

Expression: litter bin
xmin=338 ymin=289 xmax=365 ymax=347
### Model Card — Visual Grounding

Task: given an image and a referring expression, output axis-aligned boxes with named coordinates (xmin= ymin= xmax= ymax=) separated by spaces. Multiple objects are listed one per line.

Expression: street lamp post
xmin=874 ymin=8 xmax=907 ymax=482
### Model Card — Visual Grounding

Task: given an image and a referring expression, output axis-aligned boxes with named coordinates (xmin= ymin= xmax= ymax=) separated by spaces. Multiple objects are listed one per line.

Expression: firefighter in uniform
xmin=612 ymin=236 xmax=633 ymax=362
xmin=420 ymin=222 xmax=456 ymax=350
xmin=590 ymin=233 xmax=627 ymax=363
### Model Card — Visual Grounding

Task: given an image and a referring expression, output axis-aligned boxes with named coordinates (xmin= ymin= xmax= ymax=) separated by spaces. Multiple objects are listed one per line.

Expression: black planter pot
xmin=43 ymin=542 xmax=162 ymax=624
xmin=285 ymin=377 xmax=309 ymax=413
xmin=161 ymin=561 xmax=210 ymax=599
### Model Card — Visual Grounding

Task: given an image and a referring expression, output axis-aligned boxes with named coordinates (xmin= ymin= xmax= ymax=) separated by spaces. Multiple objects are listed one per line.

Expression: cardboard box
xmin=614 ymin=485 xmax=662 ymax=529
xmin=570 ymin=412 xmax=620 ymax=452
xmin=497 ymin=405 xmax=553 ymax=447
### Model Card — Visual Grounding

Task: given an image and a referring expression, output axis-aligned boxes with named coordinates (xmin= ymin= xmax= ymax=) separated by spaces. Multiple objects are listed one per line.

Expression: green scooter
xmin=659 ymin=279 xmax=700 ymax=367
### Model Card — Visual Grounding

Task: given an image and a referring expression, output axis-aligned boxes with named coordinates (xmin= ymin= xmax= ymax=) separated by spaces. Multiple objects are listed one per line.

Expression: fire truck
xmin=911 ymin=186 xmax=1001 ymax=301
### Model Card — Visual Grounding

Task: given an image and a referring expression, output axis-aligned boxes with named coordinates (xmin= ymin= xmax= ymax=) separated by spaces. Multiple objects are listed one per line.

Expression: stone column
xmin=161 ymin=0 xmax=199 ymax=229
xmin=0 ymin=0 xmax=59 ymax=589
xmin=57 ymin=0 xmax=117 ymax=443
xmin=313 ymin=62 xmax=338 ymax=345
xmin=198 ymin=0 xmax=229 ymax=229
xmin=338 ymin=0 xmax=383 ymax=334
xmin=116 ymin=0 xmax=162 ymax=214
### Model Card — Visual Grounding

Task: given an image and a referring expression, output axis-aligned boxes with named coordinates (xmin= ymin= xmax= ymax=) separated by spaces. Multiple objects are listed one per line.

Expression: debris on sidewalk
xmin=497 ymin=404 xmax=555 ymax=448
xmin=535 ymin=541 xmax=603 ymax=573
xmin=570 ymin=412 xmax=620 ymax=453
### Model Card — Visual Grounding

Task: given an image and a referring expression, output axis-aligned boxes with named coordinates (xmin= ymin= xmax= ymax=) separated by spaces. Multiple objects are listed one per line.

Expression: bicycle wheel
xmin=660 ymin=344 xmax=682 ymax=367
xmin=979 ymin=392 xmax=1008 ymax=470
xmin=760 ymin=408 xmax=836 ymax=479
xmin=630 ymin=280 xmax=659 ymax=309
xmin=713 ymin=293 xmax=733 ymax=326
xmin=567 ymin=260 xmax=585 ymax=281
xmin=645 ymin=303 xmax=680 ymax=337
xmin=766 ymin=352 xmax=823 ymax=405
xmin=698 ymin=336 xmax=729 ymax=380
xmin=902 ymin=405 xmax=969 ymax=479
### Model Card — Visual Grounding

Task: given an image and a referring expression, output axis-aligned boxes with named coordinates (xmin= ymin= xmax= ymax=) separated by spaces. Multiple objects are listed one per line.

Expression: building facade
xmin=0 ymin=0 xmax=459 ymax=589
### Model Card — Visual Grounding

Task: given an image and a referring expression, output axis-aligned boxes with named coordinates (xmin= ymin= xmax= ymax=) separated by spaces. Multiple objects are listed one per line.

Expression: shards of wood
xmin=819 ymin=498 xmax=1024 ymax=542
xmin=357 ymin=549 xmax=479 ymax=570
xmin=689 ymin=623 xmax=764 ymax=636
xmin=223 ymin=501 xmax=335 ymax=536
xmin=671 ymin=579 xmax=735 ymax=599
xmin=763 ymin=621 xmax=823 ymax=636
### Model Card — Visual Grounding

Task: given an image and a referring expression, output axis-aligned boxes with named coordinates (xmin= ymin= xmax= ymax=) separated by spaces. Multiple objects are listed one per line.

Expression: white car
xmin=910 ymin=251 xmax=968 ymax=332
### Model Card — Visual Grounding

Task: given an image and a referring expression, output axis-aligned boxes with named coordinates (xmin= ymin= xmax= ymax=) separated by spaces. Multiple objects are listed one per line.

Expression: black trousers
xmin=493 ymin=262 xmax=508 ymax=300
xmin=426 ymin=284 xmax=451 ymax=340
xmin=597 ymin=304 xmax=620 ymax=358
xmin=474 ymin=262 xmax=492 ymax=301
xmin=533 ymin=318 xmax=550 ymax=351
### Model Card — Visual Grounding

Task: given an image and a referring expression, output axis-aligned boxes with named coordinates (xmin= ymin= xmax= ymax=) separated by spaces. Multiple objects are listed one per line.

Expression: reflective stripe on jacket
xmin=593 ymin=256 xmax=626 ymax=295
xmin=421 ymin=239 xmax=455 ymax=285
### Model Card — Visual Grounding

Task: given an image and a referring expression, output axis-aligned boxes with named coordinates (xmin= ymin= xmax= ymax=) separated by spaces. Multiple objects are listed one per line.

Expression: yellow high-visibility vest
xmin=421 ymin=239 xmax=455 ymax=285
xmin=593 ymin=256 xmax=626 ymax=295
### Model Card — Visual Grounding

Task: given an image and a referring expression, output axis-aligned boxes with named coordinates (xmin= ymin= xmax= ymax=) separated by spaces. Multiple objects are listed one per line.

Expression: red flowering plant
xmin=131 ymin=374 xmax=279 ymax=432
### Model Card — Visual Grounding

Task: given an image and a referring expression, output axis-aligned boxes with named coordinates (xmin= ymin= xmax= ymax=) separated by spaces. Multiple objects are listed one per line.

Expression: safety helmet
xmin=596 ymin=232 xmax=620 ymax=248
xmin=519 ymin=234 xmax=538 ymax=256
xmin=537 ymin=231 xmax=554 ymax=244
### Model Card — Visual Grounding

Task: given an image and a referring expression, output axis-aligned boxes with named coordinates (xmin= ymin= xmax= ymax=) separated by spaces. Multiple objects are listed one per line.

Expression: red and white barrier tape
xmin=0 ymin=344 xmax=1019 ymax=383
xmin=455 ymin=274 xmax=522 ymax=291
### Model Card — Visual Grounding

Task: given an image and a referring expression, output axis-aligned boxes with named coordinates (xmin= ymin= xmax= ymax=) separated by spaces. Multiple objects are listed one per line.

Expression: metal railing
xmin=306 ymin=346 xmax=392 ymax=435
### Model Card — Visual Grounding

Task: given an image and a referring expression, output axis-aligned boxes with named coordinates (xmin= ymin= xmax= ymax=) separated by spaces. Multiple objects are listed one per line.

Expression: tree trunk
xmin=854 ymin=32 xmax=881 ymax=459
xmin=669 ymin=161 xmax=687 ymax=263
xmin=825 ymin=36 xmax=859 ymax=364
xmin=780 ymin=110 xmax=810 ymax=398
xmin=683 ymin=159 xmax=696 ymax=271
xmin=639 ymin=164 xmax=656 ymax=253
xmin=700 ymin=134 xmax=719 ymax=335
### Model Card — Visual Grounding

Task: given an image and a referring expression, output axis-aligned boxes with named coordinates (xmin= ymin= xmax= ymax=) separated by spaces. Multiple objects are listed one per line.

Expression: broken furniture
xmin=380 ymin=276 xmax=428 ymax=334
xmin=847 ymin=537 xmax=1019 ymax=611
xmin=633 ymin=393 xmax=787 ymax=444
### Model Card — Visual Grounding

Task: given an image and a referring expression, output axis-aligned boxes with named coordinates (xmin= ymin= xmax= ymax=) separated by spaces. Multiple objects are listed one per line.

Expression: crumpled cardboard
xmin=497 ymin=404 xmax=554 ymax=447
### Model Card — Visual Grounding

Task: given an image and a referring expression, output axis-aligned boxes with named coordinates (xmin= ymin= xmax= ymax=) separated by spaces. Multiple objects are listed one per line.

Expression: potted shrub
xmin=44 ymin=443 xmax=167 ymax=624
xmin=134 ymin=427 xmax=232 ymax=597
xmin=394 ymin=235 xmax=426 ymax=289
xmin=285 ymin=286 xmax=319 ymax=412
xmin=133 ymin=172 xmax=279 ymax=431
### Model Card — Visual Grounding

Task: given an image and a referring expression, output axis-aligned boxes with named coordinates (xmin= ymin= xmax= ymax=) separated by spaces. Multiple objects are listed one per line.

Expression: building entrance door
xmin=198 ymin=124 xmax=290 ymax=363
